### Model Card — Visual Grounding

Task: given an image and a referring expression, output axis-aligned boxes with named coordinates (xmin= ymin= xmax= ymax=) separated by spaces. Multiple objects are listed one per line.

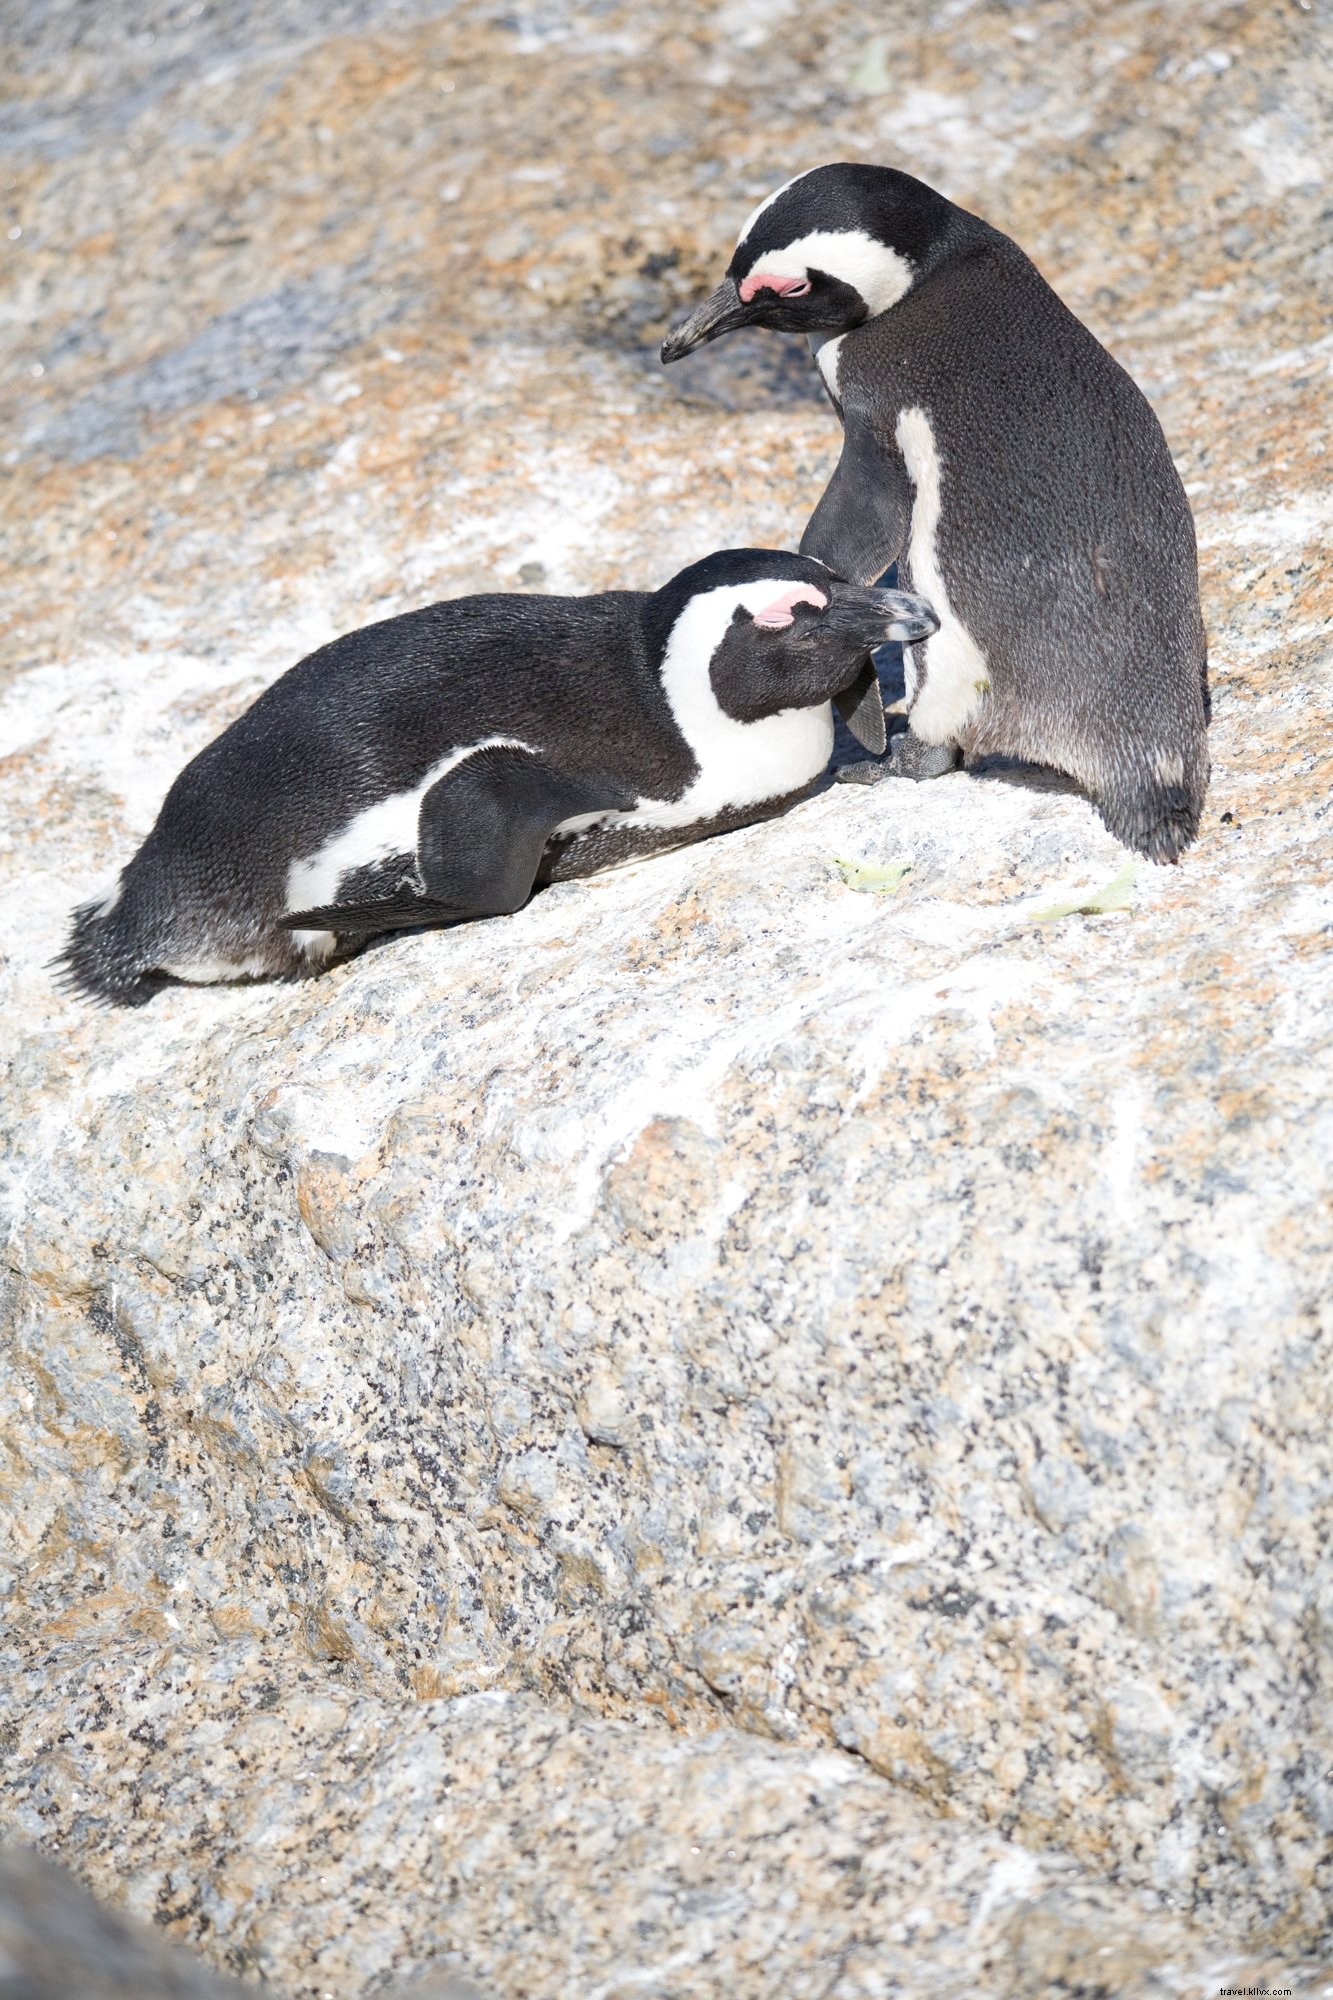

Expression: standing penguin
xmin=57 ymin=549 xmax=936 ymax=1005
xmin=662 ymin=163 xmax=1209 ymax=861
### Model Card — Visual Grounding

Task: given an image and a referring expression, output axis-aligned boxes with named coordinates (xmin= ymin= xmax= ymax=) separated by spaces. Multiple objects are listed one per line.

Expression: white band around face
xmin=740 ymin=230 xmax=915 ymax=318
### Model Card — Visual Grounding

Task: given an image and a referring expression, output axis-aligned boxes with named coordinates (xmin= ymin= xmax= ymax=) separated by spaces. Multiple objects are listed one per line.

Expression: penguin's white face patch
xmin=736 ymin=169 xmax=816 ymax=246
xmin=753 ymin=584 xmax=828 ymax=628
xmin=741 ymin=231 xmax=914 ymax=318
xmin=588 ymin=581 xmax=835 ymax=832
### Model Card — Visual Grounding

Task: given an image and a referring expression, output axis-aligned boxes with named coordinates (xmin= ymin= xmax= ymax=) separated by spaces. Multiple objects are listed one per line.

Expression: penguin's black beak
xmin=660 ymin=278 xmax=750 ymax=362
xmin=826 ymin=586 xmax=939 ymax=755
xmin=826 ymin=583 xmax=939 ymax=647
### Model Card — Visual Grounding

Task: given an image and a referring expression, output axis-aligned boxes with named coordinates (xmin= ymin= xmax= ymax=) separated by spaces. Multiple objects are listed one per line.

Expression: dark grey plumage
xmin=662 ymin=163 xmax=1210 ymax=862
xmin=57 ymin=549 xmax=935 ymax=1006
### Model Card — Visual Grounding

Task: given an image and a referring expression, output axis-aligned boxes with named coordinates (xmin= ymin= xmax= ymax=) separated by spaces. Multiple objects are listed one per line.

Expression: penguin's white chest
xmin=567 ymin=581 xmax=837 ymax=835
xmin=895 ymin=405 xmax=990 ymax=744
xmin=551 ymin=699 xmax=832 ymax=847
xmin=810 ymin=333 xmax=844 ymax=398
xmin=624 ymin=701 xmax=834 ymax=831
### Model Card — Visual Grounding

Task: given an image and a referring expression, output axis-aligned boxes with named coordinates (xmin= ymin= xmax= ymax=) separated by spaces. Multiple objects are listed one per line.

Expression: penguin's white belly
xmin=160 ymin=930 xmax=337 ymax=981
xmin=555 ymin=703 xmax=835 ymax=839
xmin=284 ymin=735 xmax=535 ymax=912
xmin=894 ymin=405 xmax=990 ymax=745
xmin=633 ymin=703 xmax=834 ymax=829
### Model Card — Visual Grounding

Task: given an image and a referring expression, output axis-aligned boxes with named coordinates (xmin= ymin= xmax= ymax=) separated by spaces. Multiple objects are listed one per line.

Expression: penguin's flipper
xmin=281 ymin=892 xmax=469 ymax=936
xmin=800 ymin=416 xmax=912 ymax=588
xmin=833 ymin=665 xmax=888 ymax=755
xmin=282 ymin=749 xmax=635 ymax=937
xmin=415 ymin=746 xmax=637 ymax=916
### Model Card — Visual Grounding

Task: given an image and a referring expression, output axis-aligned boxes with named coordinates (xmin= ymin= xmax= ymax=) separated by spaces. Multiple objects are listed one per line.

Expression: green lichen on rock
xmin=1033 ymin=860 xmax=1136 ymax=922
xmin=834 ymin=856 xmax=912 ymax=895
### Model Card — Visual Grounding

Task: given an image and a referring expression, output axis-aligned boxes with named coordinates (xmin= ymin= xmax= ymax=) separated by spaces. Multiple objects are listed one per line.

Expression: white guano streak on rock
xmin=967 ymin=1847 xmax=1045 ymax=1935
xmin=842 ymin=951 xmax=1042 ymax=1101
xmin=1104 ymin=1084 xmax=1145 ymax=1220
xmin=509 ymin=929 xmax=1041 ymax=1239
xmin=1197 ymin=495 xmax=1333 ymax=548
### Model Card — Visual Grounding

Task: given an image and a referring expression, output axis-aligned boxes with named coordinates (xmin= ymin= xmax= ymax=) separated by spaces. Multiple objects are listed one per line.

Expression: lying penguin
xmin=58 ymin=549 xmax=936 ymax=1006
xmin=662 ymin=163 xmax=1210 ymax=862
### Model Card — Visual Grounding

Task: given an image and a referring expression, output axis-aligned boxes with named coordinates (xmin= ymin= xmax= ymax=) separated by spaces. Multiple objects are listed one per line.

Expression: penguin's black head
xmin=661 ymin=163 xmax=962 ymax=361
xmin=649 ymin=549 xmax=937 ymax=754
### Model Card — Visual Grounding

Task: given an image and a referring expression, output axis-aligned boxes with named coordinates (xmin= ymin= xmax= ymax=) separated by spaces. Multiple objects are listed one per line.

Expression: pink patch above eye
xmin=753 ymin=584 xmax=828 ymax=628
xmin=738 ymin=272 xmax=811 ymax=303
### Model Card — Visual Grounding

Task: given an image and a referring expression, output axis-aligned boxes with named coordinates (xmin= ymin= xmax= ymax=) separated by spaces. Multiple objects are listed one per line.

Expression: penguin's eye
xmin=789 ymin=610 xmax=827 ymax=645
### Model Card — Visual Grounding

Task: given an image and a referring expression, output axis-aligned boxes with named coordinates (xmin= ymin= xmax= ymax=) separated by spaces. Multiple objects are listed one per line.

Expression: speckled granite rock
xmin=1 ymin=0 xmax=1330 ymax=1995
xmin=0 ymin=1681 xmax=1313 ymax=2000
xmin=0 ymin=1843 xmax=490 ymax=1997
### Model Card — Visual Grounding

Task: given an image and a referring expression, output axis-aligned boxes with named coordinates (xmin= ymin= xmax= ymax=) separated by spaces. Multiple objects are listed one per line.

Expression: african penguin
xmin=662 ymin=163 xmax=1210 ymax=862
xmin=57 ymin=549 xmax=937 ymax=1006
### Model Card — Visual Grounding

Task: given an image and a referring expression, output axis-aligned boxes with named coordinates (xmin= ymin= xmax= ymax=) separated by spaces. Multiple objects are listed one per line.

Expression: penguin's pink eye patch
xmin=739 ymin=273 xmax=812 ymax=303
xmin=753 ymin=584 xmax=828 ymax=628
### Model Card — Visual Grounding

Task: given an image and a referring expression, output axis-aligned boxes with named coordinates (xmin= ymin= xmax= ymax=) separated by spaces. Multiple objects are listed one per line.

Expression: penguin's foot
xmin=836 ymin=732 xmax=963 ymax=787
xmin=887 ymin=730 xmax=964 ymax=782
xmin=835 ymin=758 xmax=889 ymax=787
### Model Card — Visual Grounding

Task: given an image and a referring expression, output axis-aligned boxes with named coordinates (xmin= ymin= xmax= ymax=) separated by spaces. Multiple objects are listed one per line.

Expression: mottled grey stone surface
xmin=1 ymin=0 xmax=1330 ymax=1994
xmin=0 ymin=1843 xmax=490 ymax=1996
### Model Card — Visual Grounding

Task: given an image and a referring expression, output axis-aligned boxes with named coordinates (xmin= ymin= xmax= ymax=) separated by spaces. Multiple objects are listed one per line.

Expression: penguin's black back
xmin=56 ymin=545 xmax=862 ymax=1003
xmin=160 ymin=590 xmax=678 ymax=862
xmin=849 ymin=232 xmax=1200 ymax=677
xmin=831 ymin=225 xmax=1208 ymax=850
xmin=58 ymin=590 xmax=685 ymax=1004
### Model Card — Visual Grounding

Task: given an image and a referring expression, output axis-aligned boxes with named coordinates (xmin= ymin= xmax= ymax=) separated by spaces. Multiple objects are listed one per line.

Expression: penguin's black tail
xmin=1099 ymin=763 xmax=1208 ymax=865
xmin=53 ymin=892 xmax=169 ymax=1008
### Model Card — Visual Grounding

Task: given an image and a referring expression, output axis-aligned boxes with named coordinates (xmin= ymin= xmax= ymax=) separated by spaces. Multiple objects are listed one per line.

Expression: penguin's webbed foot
xmin=887 ymin=731 xmax=964 ymax=781
xmin=836 ymin=732 xmax=963 ymax=788
xmin=840 ymin=732 xmax=962 ymax=786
